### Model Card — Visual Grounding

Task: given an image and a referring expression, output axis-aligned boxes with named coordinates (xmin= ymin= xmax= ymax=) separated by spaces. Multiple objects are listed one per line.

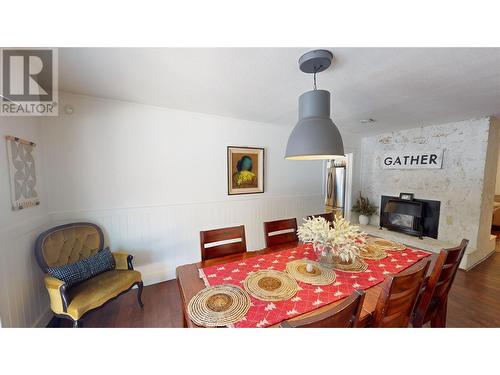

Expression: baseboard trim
xmin=33 ymin=307 xmax=52 ymax=328
xmin=141 ymin=267 xmax=176 ymax=286
xmin=464 ymin=249 xmax=496 ymax=271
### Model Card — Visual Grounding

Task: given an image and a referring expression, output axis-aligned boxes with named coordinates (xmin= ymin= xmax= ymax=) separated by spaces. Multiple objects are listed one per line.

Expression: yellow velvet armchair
xmin=35 ymin=222 xmax=144 ymax=327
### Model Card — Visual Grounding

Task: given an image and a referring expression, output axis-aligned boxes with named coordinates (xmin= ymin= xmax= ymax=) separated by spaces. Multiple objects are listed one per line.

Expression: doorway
xmin=324 ymin=152 xmax=354 ymax=221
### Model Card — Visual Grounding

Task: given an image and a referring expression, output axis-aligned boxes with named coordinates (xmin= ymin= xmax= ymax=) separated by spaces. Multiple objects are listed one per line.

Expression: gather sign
xmin=381 ymin=150 xmax=444 ymax=170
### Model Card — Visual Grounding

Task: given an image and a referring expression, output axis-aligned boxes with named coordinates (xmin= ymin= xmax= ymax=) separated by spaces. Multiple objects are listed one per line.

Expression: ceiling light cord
xmin=312 ymin=65 xmax=323 ymax=90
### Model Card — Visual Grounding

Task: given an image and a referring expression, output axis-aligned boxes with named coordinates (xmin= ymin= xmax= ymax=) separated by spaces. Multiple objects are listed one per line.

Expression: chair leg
xmin=137 ymin=281 xmax=144 ymax=308
xmin=72 ymin=319 xmax=81 ymax=328
xmin=412 ymin=319 xmax=423 ymax=328
xmin=430 ymin=301 xmax=447 ymax=328
xmin=411 ymin=311 xmax=423 ymax=328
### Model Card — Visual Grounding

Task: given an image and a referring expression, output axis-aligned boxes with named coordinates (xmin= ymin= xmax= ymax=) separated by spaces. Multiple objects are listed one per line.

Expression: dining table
xmin=176 ymin=240 xmax=438 ymax=328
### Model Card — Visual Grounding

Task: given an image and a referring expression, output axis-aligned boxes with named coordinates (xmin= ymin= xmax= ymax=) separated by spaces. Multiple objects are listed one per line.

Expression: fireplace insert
xmin=379 ymin=195 xmax=440 ymax=239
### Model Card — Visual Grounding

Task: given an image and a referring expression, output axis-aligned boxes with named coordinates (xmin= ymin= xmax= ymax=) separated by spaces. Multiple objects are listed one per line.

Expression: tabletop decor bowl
xmin=297 ymin=216 xmax=367 ymax=268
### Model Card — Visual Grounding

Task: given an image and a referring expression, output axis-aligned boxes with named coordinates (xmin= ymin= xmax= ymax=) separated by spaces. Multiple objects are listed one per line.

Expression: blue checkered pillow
xmin=47 ymin=247 xmax=116 ymax=287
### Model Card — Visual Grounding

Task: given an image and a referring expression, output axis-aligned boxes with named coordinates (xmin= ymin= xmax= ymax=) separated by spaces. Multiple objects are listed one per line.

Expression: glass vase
xmin=313 ymin=243 xmax=335 ymax=268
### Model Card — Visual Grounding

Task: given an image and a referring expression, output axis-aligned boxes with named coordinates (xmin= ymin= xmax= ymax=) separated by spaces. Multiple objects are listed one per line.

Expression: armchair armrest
xmin=113 ymin=252 xmax=135 ymax=270
xmin=44 ymin=275 xmax=70 ymax=314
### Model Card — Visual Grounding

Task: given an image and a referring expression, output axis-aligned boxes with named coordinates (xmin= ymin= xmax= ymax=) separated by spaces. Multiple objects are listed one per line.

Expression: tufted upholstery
xmin=35 ymin=223 xmax=104 ymax=271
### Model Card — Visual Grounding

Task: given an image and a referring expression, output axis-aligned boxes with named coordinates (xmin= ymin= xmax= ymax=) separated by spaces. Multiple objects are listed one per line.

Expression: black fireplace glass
xmin=380 ymin=195 xmax=441 ymax=239
xmin=388 ymin=213 xmax=413 ymax=228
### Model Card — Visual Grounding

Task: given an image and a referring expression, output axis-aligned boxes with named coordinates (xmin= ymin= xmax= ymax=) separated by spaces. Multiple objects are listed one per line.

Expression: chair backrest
xmin=372 ymin=258 xmax=430 ymax=328
xmin=413 ymin=239 xmax=468 ymax=326
xmin=281 ymin=290 xmax=365 ymax=328
xmin=307 ymin=212 xmax=334 ymax=223
xmin=34 ymin=222 xmax=104 ymax=272
xmin=200 ymin=225 xmax=247 ymax=261
xmin=263 ymin=218 xmax=298 ymax=248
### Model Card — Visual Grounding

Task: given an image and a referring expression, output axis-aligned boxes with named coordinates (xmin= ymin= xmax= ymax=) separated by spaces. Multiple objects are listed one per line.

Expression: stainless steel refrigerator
xmin=325 ymin=159 xmax=346 ymax=217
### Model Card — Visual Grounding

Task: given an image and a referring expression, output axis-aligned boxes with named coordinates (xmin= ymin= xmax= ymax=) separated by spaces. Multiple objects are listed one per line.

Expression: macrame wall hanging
xmin=5 ymin=135 xmax=40 ymax=210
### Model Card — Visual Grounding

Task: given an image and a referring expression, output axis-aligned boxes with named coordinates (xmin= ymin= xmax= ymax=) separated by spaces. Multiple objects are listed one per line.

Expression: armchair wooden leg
xmin=430 ymin=301 xmax=447 ymax=328
xmin=137 ymin=281 xmax=144 ymax=308
xmin=72 ymin=319 xmax=81 ymax=328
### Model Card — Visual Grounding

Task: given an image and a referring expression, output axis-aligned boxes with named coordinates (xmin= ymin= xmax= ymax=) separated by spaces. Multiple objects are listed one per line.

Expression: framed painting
xmin=227 ymin=146 xmax=265 ymax=195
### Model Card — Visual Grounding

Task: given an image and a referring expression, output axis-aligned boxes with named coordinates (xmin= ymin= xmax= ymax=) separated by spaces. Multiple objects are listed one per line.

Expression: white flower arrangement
xmin=297 ymin=216 xmax=367 ymax=263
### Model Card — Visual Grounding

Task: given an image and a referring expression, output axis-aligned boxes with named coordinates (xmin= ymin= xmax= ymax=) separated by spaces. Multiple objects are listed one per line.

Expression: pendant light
xmin=285 ymin=49 xmax=344 ymax=160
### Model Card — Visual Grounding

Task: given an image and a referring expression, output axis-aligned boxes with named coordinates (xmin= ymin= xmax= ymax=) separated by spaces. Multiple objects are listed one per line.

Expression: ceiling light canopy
xmin=360 ymin=118 xmax=376 ymax=124
xmin=285 ymin=50 xmax=344 ymax=160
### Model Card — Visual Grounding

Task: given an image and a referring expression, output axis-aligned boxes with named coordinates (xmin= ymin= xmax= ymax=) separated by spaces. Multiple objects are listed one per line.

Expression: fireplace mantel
xmin=358 ymin=223 xmax=492 ymax=271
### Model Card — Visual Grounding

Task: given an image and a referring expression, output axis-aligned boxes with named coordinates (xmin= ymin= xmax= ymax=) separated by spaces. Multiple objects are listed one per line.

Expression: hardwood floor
xmin=53 ymin=245 xmax=500 ymax=328
xmin=51 ymin=280 xmax=185 ymax=328
xmin=446 ymin=242 xmax=500 ymax=327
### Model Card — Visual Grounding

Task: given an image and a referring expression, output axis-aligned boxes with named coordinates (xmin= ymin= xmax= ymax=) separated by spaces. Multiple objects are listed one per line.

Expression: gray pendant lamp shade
xmin=285 ymin=89 xmax=344 ymax=160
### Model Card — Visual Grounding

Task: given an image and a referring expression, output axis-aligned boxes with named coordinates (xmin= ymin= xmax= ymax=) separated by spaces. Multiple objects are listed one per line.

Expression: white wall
xmin=475 ymin=117 xmax=500 ymax=259
xmin=42 ymin=93 xmax=355 ymax=285
xmin=360 ymin=117 xmax=497 ymax=268
xmin=0 ymin=91 xmax=360 ymax=326
xmin=495 ymin=149 xmax=500 ymax=195
xmin=0 ymin=116 xmax=51 ymax=327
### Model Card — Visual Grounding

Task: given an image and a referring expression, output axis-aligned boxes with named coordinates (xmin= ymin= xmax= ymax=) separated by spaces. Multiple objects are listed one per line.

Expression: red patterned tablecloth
xmin=199 ymin=243 xmax=431 ymax=328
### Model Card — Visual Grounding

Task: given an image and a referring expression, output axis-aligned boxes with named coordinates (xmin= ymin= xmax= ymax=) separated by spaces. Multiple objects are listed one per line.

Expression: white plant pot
xmin=359 ymin=215 xmax=370 ymax=225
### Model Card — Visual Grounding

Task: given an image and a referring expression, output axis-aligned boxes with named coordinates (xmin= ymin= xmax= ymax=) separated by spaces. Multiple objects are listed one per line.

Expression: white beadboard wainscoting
xmin=0 ymin=215 xmax=52 ymax=328
xmin=0 ymin=116 xmax=52 ymax=327
xmin=50 ymin=194 xmax=324 ymax=286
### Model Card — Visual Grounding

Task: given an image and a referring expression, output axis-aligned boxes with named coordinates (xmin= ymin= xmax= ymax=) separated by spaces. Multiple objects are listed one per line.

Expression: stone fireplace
xmin=379 ymin=195 xmax=440 ymax=239
xmin=360 ymin=117 xmax=500 ymax=269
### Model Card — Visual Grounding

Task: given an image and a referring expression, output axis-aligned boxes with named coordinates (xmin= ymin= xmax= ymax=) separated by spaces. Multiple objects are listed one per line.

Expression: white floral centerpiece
xmin=297 ymin=216 xmax=367 ymax=266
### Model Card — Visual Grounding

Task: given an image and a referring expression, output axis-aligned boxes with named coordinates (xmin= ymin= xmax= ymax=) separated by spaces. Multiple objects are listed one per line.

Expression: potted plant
xmin=297 ymin=216 xmax=366 ymax=267
xmin=352 ymin=193 xmax=377 ymax=225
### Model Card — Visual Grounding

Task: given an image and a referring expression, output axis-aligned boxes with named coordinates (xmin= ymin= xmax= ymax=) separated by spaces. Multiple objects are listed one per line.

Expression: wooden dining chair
xmin=371 ymin=258 xmax=430 ymax=328
xmin=263 ymin=218 xmax=298 ymax=248
xmin=412 ymin=239 xmax=469 ymax=328
xmin=307 ymin=212 xmax=334 ymax=223
xmin=280 ymin=290 xmax=365 ymax=328
xmin=200 ymin=225 xmax=247 ymax=261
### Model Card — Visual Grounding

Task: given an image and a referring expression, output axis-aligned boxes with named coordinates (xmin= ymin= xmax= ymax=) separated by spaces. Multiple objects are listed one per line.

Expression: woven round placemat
xmin=360 ymin=244 xmax=388 ymax=260
xmin=366 ymin=237 xmax=406 ymax=251
xmin=333 ymin=257 xmax=368 ymax=273
xmin=187 ymin=284 xmax=250 ymax=327
xmin=286 ymin=259 xmax=336 ymax=285
xmin=243 ymin=269 xmax=299 ymax=301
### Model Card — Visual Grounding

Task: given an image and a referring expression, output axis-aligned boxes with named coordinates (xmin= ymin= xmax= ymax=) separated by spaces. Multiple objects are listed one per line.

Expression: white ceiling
xmin=59 ymin=48 xmax=500 ymax=135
